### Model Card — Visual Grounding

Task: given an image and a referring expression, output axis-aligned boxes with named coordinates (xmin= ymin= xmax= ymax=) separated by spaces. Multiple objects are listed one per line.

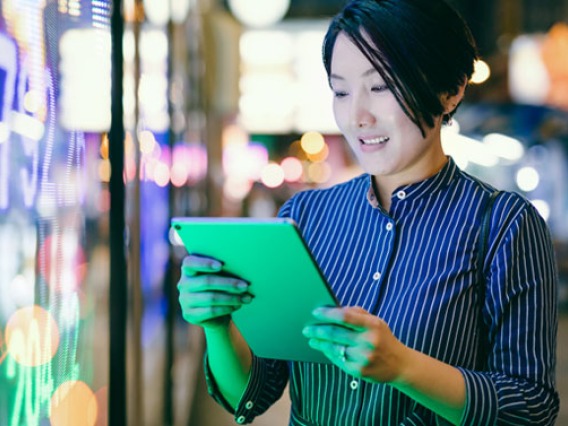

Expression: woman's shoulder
xmin=457 ymin=168 xmax=533 ymax=209
xmin=278 ymin=173 xmax=368 ymax=218
xmin=291 ymin=173 xmax=368 ymax=203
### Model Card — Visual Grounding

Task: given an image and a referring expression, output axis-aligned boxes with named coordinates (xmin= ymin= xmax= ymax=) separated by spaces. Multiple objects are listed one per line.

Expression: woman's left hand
xmin=302 ymin=306 xmax=409 ymax=384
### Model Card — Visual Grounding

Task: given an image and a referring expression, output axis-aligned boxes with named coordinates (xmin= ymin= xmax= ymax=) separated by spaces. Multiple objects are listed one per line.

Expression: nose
xmin=351 ymin=90 xmax=375 ymax=129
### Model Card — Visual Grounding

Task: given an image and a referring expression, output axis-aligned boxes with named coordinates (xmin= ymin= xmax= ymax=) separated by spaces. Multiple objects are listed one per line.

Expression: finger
xmin=314 ymin=306 xmax=382 ymax=331
xmin=182 ymin=254 xmax=224 ymax=274
xmin=178 ymin=275 xmax=250 ymax=295
xmin=311 ymin=307 xmax=367 ymax=332
xmin=307 ymin=338 xmax=370 ymax=367
xmin=179 ymin=291 xmax=253 ymax=308
xmin=302 ymin=323 xmax=358 ymax=347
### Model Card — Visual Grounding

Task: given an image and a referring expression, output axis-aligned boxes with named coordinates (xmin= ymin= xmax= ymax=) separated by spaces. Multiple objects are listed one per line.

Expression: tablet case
xmin=172 ymin=217 xmax=339 ymax=363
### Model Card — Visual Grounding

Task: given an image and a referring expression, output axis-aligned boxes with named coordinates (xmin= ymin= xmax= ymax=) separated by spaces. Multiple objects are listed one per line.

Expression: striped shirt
xmin=205 ymin=157 xmax=559 ymax=425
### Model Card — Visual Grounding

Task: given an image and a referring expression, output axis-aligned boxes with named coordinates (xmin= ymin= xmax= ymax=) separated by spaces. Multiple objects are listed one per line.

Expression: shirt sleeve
xmin=458 ymin=195 xmax=559 ymax=425
xmin=203 ymin=351 xmax=289 ymax=424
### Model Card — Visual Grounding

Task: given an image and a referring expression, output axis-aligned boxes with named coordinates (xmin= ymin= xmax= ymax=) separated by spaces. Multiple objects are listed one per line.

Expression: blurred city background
xmin=0 ymin=0 xmax=567 ymax=425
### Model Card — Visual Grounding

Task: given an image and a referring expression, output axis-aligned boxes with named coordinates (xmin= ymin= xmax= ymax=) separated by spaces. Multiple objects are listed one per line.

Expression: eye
xmin=371 ymin=85 xmax=388 ymax=93
xmin=333 ymin=90 xmax=348 ymax=99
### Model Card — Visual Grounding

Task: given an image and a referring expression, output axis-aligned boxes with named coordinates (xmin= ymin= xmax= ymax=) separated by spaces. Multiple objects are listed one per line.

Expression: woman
xmin=177 ymin=0 xmax=559 ymax=424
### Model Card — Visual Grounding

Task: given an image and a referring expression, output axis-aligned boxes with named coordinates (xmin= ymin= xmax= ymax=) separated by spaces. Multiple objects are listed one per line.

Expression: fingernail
xmin=242 ymin=295 xmax=253 ymax=304
xmin=237 ymin=280 xmax=248 ymax=289
xmin=302 ymin=327 xmax=311 ymax=335
xmin=210 ymin=260 xmax=223 ymax=270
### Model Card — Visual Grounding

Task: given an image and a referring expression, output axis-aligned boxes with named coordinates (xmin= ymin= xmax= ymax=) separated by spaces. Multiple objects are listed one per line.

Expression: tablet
xmin=171 ymin=217 xmax=339 ymax=363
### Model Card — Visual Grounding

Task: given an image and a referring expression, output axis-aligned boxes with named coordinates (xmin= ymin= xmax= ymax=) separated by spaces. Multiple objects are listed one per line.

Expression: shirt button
xmin=385 ymin=222 xmax=394 ymax=231
xmin=236 ymin=415 xmax=246 ymax=424
xmin=373 ymin=271 xmax=381 ymax=280
xmin=245 ymin=401 xmax=254 ymax=410
xmin=396 ymin=190 xmax=406 ymax=200
xmin=350 ymin=380 xmax=359 ymax=390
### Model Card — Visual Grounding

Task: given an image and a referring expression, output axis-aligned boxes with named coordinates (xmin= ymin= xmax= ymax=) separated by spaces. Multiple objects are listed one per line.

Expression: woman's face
xmin=330 ymin=32 xmax=446 ymax=185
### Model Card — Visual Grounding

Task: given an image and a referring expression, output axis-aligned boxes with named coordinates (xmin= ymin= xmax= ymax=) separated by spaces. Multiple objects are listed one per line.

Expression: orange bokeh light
xmin=94 ymin=386 xmax=109 ymax=426
xmin=50 ymin=381 xmax=98 ymax=426
xmin=5 ymin=306 xmax=60 ymax=366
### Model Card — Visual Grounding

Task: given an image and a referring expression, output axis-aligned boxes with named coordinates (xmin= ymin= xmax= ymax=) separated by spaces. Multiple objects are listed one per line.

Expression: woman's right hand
xmin=177 ymin=254 xmax=253 ymax=330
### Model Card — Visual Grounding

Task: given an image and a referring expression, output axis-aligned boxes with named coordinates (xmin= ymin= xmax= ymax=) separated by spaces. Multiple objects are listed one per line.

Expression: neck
xmin=373 ymin=155 xmax=449 ymax=212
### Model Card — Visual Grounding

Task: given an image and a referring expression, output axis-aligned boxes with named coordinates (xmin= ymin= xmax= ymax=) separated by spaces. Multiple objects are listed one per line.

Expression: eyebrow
xmin=329 ymin=67 xmax=378 ymax=81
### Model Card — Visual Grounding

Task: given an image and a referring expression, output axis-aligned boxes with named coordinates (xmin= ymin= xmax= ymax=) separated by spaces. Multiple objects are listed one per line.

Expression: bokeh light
xmin=260 ymin=163 xmax=285 ymax=188
xmin=307 ymin=143 xmax=329 ymax=163
xmin=5 ymin=306 xmax=60 ymax=367
xmin=483 ymin=133 xmax=524 ymax=161
xmin=222 ymin=123 xmax=248 ymax=148
xmin=516 ymin=166 xmax=540 ymax=192
xmin=170 ymin=162 xmax=188 ymax=187
xmin=470 ymin=59 xmax=491 ymax=84
xmin=100 ymin=134 xmax=109 ymax=159
xmin=50 ymin=381 xmax=98 ymax=426
xmin=8 ymin=274 xmax=34 ymax=309
xmin=223 ymin=142 xmax=269 ymax=181
xmin=154 ymin=162 xmax=171 ymax=187
xmin=224 ymin=176 xmax=253 ymax=201
xmin=228 ymin=0 xmax=290 ymax=28
xmin=94 ymin=386 xmax=109 ymax=426
xmin=139 ymin=130 xmax=156 ymax=155
xmin=23 ymin=90 xmax=42 ymax=114
xmin=301 ymin=131 xmax=325 ymax=155
xmin=531 ymin=199 xmax=551 ymax=221
xmin=38 ymin=234 xmax=87 ymax=293
xmin=307 ymin=162 xmax=332 ymax=184
xmin=281 ymin=157 xmax=303 ymax=182
xmin=98 ymin=159 xmax=111 ymax=182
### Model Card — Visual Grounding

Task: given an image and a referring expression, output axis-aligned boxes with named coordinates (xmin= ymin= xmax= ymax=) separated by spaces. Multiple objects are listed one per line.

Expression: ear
xmin=441 ymin=79 xmax=467 ymax=114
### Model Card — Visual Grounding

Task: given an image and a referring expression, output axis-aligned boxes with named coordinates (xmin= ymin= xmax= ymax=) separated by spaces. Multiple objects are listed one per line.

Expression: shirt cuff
xmin=457 ymin=367 xmax=498 ymax=426
xmin=203 ymin=351 xmax=237 ymax=414
xmin=203 ymin=351 xmax=270 ymax=425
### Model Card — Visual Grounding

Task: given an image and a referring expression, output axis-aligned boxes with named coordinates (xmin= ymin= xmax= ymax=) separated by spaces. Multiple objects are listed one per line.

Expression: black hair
xmin=322 ymin=0 xmax=478 ymax=136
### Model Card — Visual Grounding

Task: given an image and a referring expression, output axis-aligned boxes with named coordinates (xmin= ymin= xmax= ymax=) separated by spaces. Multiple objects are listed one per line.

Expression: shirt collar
xmin=366 ymin=156 xmax=458 ymax=208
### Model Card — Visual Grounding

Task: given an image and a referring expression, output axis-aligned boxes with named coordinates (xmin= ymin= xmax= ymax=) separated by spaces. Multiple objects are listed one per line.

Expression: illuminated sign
xmin=1 ymin=1 xmax=111 ymax=425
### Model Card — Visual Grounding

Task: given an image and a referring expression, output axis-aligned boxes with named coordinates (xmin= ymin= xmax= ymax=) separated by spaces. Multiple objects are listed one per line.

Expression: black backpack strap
xmin=476 ymin=190 xmax=500 ymax=362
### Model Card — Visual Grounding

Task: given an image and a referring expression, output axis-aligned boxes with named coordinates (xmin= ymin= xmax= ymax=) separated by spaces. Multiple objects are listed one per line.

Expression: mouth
xmin=359 ymin=136 xmax=390 ymax=146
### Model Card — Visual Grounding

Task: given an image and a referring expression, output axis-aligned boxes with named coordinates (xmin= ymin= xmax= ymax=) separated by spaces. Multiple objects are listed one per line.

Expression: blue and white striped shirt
xmin=206 ymin=157 xmax=559 ymax=425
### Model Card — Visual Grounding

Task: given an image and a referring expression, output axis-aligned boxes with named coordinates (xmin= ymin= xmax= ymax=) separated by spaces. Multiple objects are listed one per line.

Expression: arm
xmin=458 ymin=198 xmax=559 ymax=425
xmin=203 ymin=319 xmax=252 ymax=408
xmin=304 ymin=307 xmax=466 ymax=424
xmin=391 ymin=346 xmax=466 ymax=424
xmin=178 ymin=254 xmax=290 ymax=422
xmin=177 ymin=255 xmax=253 ymax=407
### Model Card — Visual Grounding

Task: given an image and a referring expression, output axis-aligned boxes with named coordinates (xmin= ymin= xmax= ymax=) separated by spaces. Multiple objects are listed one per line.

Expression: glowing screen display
xmin=0 ymin=1 xmax=111 ymax=425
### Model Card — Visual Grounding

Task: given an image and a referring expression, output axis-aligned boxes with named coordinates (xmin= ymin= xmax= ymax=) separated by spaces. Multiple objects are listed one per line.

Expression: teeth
xmin=361 ymin=136 xmax=389 ymax=145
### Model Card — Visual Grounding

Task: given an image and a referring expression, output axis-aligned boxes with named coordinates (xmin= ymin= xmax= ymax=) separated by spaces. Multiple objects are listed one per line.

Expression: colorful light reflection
xmin=5 ymin=306 xmax=60 ymax=367
xmin=50 ymin=380 xmax=98 ymax=426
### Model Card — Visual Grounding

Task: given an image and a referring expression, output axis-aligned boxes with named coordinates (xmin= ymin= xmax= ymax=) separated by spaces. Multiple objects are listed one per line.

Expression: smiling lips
xmin=360 ymin=136 xmax=390 ymax=145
